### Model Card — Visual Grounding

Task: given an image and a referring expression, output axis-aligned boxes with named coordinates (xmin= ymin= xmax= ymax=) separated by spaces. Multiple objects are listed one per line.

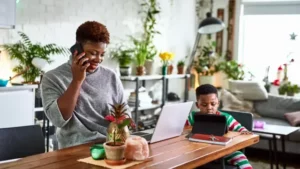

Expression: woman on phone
xmin=41 ymin=21 xmax=129 ymax=149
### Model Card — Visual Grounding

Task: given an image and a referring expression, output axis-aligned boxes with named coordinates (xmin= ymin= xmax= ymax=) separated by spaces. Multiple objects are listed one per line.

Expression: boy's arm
xmin=186 ymin=111 xmax=196 ymax=126
xmin=227 ymin=115 xmax=248 ymax=132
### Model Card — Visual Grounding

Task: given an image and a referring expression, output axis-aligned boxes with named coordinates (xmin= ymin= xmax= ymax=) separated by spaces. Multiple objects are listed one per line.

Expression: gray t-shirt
xmin=41 ymin=60 xmax=129 ymax=149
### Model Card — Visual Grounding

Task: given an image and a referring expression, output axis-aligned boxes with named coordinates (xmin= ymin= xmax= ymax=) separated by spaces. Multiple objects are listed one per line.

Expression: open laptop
xmin=133 ymin=101 xmax=193 ymax=143
xmin=186 ymin=112 xmax=228 ymax=138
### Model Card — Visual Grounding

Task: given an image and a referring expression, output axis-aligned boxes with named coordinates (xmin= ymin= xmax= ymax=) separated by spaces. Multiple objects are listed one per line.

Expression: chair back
xmin=220 ymin=110 xmax=253 ymax=131
xmin=0 ymin=125 xmax=45 ymax=161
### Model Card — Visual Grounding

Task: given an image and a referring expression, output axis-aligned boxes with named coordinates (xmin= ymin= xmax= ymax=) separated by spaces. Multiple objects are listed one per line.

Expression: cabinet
xmin=120 ymin=74 xmax=190 ymax=130
xmin=0 ymin=0 xmax=16 ymax=29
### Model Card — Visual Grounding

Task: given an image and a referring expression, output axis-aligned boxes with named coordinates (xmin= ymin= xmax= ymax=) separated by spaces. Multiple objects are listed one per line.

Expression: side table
xmin=253 ymin=124 xmax=299 ymax=169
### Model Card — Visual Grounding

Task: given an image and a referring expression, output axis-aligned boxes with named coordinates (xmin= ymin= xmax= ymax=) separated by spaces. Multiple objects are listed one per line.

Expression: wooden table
xmin=0 ymin=130 xmax=259 ymax=169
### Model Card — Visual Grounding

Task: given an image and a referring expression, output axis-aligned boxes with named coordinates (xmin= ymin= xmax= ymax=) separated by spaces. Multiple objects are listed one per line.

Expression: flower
xmin=105 ymin=115 xmax=115 ymax=122
xmin=272 ymin=79 xmax=280 ymax=86
xmin=159 ymin=51 xmax=174 ymax=66
xmin=278 ymin=66 xmax=283 ymax=71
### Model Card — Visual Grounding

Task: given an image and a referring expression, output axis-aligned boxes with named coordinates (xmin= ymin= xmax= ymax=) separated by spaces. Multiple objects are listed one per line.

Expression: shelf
xmin=120 ymin=74 xmax=190 ymax=81
xmin=129 ymin=103 xmax=161 ymax=111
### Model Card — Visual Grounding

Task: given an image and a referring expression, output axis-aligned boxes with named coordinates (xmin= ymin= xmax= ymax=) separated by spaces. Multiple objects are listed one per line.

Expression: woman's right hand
xmin=71 ymin=50 xmax=90 ymax=83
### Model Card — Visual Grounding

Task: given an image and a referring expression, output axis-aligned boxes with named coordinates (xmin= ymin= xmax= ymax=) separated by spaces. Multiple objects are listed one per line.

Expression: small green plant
xmin=177 ymin=60 xmax=185 ymax=67
xmin=129 ymin=36 xmax=148 ymax=67
xmin=278 ymin=81 xmax=300 ymax=96
xmin=109 ymin=45 xmax=134 ymax=67
xmin=2 ymin=31 xmax=69 ymax=83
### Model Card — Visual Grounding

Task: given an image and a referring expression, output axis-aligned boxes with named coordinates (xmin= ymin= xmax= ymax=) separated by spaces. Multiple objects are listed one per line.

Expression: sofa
xmin=217 ymin=80 xmax=300 ymax=155
xmin=248 ymin=94 xmax=300 ymax=154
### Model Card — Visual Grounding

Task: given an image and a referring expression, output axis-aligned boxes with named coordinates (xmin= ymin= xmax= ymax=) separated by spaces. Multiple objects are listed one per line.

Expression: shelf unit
xmin=120 ymin=74 xmax=190 ymax=125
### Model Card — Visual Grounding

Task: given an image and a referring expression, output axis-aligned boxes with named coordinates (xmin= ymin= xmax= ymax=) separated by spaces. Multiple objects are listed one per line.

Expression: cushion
xmin=254 ymin=94 xmax=300 ymax=120
xmin=228 ymin=80 xmax=268 ymax=100
xmin=220 ymin=89 xmax=261 ymax=118
xmin=284 ymin=111 xmax=300 ymax=126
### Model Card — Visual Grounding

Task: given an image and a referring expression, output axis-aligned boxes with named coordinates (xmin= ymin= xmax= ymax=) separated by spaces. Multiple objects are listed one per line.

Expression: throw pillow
xmin=228 ymin=80 xmax=268 ymax=101
xmin=220 ymin=89 xmax=261 ymax=118
xmin=284 ymin=111 xmax=300 ymax=126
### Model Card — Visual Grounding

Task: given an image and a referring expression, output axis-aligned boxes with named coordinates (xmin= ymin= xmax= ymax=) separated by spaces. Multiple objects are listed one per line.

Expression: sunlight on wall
xmin=0 ymin=49 xmax=13 ymax=80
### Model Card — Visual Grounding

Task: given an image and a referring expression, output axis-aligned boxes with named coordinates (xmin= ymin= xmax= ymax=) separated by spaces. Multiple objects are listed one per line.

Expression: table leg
xmin=269 ymin=139 xmax=273 ymax=169
xmin=273 ymin=135 xmax=279 ymax=169
xmin=46 ymin=119 xmax=50 ymax=152
xmin=281 ymin=136 xmax=286 ymax=169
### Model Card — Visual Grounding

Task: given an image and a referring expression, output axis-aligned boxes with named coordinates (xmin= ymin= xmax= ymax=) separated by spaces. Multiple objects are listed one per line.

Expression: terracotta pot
xmin=103 ymin=142 xmax=126 ymax=161
xmin=136 ymin=66 xmax=145 ymax=76
xmin=167 ymin=65 xmax=173 ymax=74
xmin=177 ymin=66 xmax=184 ymax=74
xmin=106 ymin=122 xmax=130 ymax=143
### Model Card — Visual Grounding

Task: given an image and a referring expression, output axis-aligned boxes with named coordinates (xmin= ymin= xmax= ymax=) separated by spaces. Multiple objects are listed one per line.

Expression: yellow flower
xmin=159 ymin=52 xmax=174 ymax=61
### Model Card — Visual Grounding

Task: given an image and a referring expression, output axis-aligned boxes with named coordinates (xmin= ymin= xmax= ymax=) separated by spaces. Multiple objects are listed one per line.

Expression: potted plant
xmin=177 ymin=60 xmax=185 ymax=74
xmin=104 ymin=103 xmax=135 ymax=165
xmin=193 ymin=41 xmax=220 ymax=85
xmin=278 ymin=81 xmax=300 ymax=96
xmin=140 ymin=0 xmax=160 ymax=75
xmin=129 ymin=37 xmax=148 ymax=76
xmin=110 ymin=45 xmax=134 ymax=76
xmin=215 ymin=60 xmax=245 ymax=80
xmin=2 ymin=32 xmax=69 ymax=84
xmin=159 ymin=52 xmax=174 ymax=75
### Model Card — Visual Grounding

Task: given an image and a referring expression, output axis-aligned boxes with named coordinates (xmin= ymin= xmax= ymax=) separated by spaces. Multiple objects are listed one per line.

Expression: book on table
xmin=188 ymin=133 xmax=232 ymax=145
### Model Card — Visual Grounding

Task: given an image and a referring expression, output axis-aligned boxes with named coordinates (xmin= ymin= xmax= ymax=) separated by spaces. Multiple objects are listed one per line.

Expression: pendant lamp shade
xmin=198 ymin=12 xmax=225 ymax=34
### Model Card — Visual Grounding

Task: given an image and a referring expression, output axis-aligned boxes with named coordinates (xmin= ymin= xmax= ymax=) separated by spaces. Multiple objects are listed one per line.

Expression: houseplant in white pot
xmin=110 ymin=45 xmax=134 ymax=76
xmin=193 ymin=41 xmax=220 ymax=85
xmin=104 ymin=103 xmax=135 ymax=165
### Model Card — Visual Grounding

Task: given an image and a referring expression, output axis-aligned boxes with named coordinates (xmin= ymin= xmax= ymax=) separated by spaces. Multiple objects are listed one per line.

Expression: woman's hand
xmin=71 ymin=50 xmax=89 ymax=83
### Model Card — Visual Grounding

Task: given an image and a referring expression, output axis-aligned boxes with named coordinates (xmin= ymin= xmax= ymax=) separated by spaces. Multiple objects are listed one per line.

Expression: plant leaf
xmin=117 ymin=118 xmax=131 ymax=129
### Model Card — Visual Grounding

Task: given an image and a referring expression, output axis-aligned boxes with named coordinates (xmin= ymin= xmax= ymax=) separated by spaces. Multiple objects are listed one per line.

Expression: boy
xmin=187 ymin=84 xmax=253 ymax=169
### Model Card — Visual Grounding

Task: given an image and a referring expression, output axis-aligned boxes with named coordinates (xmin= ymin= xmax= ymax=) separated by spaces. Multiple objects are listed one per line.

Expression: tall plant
xmin=2 ymin=32 xmax=69 ymax=83
xmin=129 ymin=36 xmax=148 ymax=67
xmin=140 ymin=0 xmax=160 ymax=61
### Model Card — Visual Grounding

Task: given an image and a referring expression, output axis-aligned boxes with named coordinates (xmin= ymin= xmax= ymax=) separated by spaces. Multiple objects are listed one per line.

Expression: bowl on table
xmin=0 ymin=79 xmax=9 ymax=87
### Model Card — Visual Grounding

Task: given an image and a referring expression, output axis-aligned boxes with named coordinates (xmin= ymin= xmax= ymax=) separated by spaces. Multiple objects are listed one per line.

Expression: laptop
xmin=186 ymin=113 xmax=228 ymax=138
xmin=133 ymin=101 xmax=193 ymax=143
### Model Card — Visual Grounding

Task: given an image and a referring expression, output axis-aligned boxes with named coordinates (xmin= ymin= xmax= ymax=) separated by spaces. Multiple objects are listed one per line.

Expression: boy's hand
xmin=240 ymin=131 xmax=252 ymax=135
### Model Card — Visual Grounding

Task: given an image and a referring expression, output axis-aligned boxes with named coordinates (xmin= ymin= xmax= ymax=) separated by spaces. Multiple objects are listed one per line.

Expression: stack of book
xmin=127 ymin=87 xmax=152 ymax=107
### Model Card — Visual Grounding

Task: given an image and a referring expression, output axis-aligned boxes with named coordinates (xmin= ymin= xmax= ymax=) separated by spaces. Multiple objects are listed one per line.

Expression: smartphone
xmin=70 ymin=43 xmax=84 ymax=55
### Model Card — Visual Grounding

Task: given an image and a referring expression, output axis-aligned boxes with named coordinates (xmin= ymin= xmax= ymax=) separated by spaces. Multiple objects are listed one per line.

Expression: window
xmin=238 ymin=1 xmax=300 ymax=84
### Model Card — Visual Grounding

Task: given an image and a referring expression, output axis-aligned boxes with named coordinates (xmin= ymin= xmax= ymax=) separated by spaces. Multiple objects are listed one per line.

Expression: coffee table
xmin=253 ymin=124 xmax=299 ymax=169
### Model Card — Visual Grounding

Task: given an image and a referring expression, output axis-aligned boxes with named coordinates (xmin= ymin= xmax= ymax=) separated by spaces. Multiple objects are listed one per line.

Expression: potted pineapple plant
xmin=104 ymin=102 xmax=135 ymax=165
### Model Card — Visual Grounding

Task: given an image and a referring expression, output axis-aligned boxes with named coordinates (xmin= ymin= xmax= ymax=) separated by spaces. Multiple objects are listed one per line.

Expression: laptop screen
xmin=191 ymin=113 xmax=227 ymax=136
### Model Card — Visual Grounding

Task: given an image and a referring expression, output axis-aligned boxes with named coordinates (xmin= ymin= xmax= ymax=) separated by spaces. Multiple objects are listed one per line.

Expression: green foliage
xmin=139 ymin=0 xmax=160 ymax=61
xmin=110 ymin=44 xmax=134 ymax=67
xmin=216 ymin=60 xmax=245 ymax=80
xmin=177 ymin=60 xmax=185 ymax=67
xmin=129 ymin=36 xmax=148 ymax=66
xmin=193 ymin=41 xmax=220 ymax=75
xmin=2 ymin=32 xmax=69 ymax=83
xmin=278 ymin=81 xmax=300 ymax=96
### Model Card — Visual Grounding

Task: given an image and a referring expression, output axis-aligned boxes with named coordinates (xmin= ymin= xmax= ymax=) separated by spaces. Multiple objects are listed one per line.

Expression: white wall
xmin=0 ymin=0 xmax=197 ymax=83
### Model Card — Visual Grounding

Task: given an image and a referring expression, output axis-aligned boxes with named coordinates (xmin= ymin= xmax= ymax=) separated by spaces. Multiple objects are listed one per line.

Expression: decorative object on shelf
xmin=263 ymin=66 xmax=270 ymax=93
xmin=130 ymin=37 xmax=147 ymax=76
xmin=167 ymin=92 xmax=180 ymax=101
xmin=177 ymin=59 xmax=185 ymax=74
xmin=2 ymin=32 xmax=69 ymax=84
xmin=159 ymin=51 xmax=174 ymax=75
xmin=124 ymin=136 xmax=149 ymax=161
xmin=278 ymin=81 xmax=300 ymax=96
xmin=167 ymin=64 xmax=173 ymax=75
xmin=0 ymin=79 xmax=9 ymax=87
xmin=109 ymin=44 xmax=134 ymax=76
xmin=104 ymin=102 xmax=135 ymax=165
xmin=144 ymin=60 xmax=154 ymax=75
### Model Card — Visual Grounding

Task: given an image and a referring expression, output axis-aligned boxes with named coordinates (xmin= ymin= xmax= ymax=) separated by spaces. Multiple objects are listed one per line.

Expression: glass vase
xmin=162 ymin=66 xmax=167 ymax=75
xmin=106 ymin=122 xmax=130 ymax=143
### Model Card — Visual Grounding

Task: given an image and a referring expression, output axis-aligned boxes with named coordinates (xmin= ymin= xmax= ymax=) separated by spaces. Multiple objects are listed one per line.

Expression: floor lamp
xmin=186 ymin=7 xmax=225 ymax=90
